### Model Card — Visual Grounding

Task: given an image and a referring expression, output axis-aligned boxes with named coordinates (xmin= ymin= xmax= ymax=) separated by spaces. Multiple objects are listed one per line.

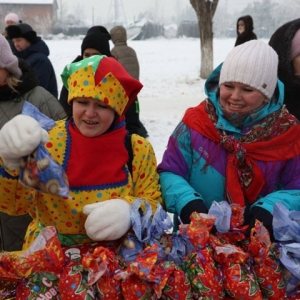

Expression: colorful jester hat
xmin=61 ymin=55 xmax=143 ymax=116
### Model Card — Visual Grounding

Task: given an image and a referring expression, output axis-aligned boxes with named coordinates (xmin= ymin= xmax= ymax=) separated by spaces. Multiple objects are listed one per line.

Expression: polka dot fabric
xmin=0 ymin=121 xmax=162 ymax=249
xmin=68 ymin=66 xmax=129 ymax=116
xmin=61 ymin=55 xmax=142 ymax=116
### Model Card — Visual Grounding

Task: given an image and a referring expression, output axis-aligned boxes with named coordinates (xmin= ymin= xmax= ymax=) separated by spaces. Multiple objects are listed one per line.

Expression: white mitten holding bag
xmin=83 ymin=199 xmax=131 ymax=241
xmin=0 ymin=115 xmax=49 ymax=170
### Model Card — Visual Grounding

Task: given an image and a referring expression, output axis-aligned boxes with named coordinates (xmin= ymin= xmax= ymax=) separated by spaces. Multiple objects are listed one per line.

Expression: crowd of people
xmin=1 ymin=11 xmax=300 ymax=259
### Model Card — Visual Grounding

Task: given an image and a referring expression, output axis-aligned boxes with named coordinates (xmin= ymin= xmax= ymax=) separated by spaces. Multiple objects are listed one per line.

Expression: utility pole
xmin=107 ymin=0 xmax=127 ymax=27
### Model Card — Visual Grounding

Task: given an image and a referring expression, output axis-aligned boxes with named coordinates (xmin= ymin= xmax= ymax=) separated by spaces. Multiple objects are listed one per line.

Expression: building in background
xmin=0 ymin=0 xmax=58 ymax=35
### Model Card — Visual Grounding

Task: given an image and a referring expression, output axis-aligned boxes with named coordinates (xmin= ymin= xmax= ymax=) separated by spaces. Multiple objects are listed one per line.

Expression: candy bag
xmin=19 ymin=101 xmax=69 ymax=197
xmin=248 ymin=220 xmax=285 ymax=299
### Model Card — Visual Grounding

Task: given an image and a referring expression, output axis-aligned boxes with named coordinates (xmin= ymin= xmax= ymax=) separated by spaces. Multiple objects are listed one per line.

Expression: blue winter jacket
xmin=158 ymin=63 xmax=300 ymax=230
xmin=15 ymin=37 xmax=58 ymax=98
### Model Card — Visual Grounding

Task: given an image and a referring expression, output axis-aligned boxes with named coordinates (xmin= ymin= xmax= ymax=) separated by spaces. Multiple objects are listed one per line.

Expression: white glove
xmin=0 ymin=115 xmax=49 ymax=170
xmin=83 ymin=199 xmax=131 ymax=241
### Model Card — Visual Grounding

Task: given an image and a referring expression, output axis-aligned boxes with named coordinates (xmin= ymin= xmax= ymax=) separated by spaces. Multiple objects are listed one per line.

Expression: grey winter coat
xmin=0 ymin=86 xmax=66 ymax=129
xmin=110 ymin=25 xmax=139 ymax=80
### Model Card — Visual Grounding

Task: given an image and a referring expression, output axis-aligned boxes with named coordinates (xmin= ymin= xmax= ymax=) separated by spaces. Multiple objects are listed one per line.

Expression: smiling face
xmin=219 ymin=82 xmax=268 ymax=115
xmin=72 ymin=97 xmax=116 ymax=137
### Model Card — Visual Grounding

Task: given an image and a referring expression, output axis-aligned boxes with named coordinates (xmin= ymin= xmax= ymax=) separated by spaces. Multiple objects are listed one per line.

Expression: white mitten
xmin=83 ymin=199 xmax=131 ymax=241
xmin=0 ymin=115 xmax=49 ymax=170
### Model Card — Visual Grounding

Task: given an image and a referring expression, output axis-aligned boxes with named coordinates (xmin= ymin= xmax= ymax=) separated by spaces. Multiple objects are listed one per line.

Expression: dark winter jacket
xmin=234 ymin=15 xmax=257 ymax=47
xmin=269 ymin=18 xmax=300 ymax=120
xmin=110 ymin=26 xmax=140 ymax=80
xmin=0 ymin=58 xmax=66 ymax=251
xmin=14 ymin=37 xmax=58 ymax=98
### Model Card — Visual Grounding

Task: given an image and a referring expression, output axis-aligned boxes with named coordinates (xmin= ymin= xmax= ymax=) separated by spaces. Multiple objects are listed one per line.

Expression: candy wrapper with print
xmin=120 ymin=199 xmax=173 ymax=264
xmin=213 ymin=241 xmax=263 ymax=300
xmin=211 ymin=202 xmax=248 ymax=245
xmin=115 ymin=244 xmax=159 ymax=299
xmin=183 ymin=212 xmax=225 ymax=299
xmin=159 ymin=261 xmax=193 ymax=300
xmin=59 ymin=263 xmax=96 ymax=299
xmin=117 ymin=244 xmax=189 ymax=299
xmin=0 ymin=226 xmax=64 ymax=280
xmin=16 ymin=272 xmax=60 ymax=300
xmin=19 ymin=101 xmax=70 ymax=197
xmin=248 ymin=220 xmax=285 ymax=299
xmin=164 ymin=232 xmax=195 ymax=267
xmin=82 ymin=246 xmax=126 ymax=299
xmin=59 ymin=241 xmax=121 ymax=299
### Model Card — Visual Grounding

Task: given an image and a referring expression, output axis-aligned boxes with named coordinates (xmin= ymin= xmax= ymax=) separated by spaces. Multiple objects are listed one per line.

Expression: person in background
xmin=158 ymin=40 xmax=300 ymax=241
xmin=0 ymin=34 xmax=66 ymax=251
xmin=234 ymin=15 xmax=257 ymax=47
xmin=0 ymin=55 xmax=162 ymax=250
xmin=269 ymin=18 xmax=300 ymax=120
xmin=59 ymin=25 xmax=112 ymax=118
xmin=6 ymin=23 xmax=58 ymax=98
xmin=2 ymin=12 xmax=21 ymax=55
xmin=110 ymin=25 xmax=148 ymax=138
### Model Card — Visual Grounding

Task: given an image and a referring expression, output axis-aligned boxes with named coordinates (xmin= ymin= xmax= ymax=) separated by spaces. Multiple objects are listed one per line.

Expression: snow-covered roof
xmin=1 ymin=0 xmax=55 ymax=4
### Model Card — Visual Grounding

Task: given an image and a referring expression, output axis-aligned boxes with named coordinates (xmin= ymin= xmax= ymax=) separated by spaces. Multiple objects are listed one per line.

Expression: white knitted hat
xmin=219 ymin=40 xmax=278 ymax=99
xmin=0 ymin=34 xmax=22 ymax=78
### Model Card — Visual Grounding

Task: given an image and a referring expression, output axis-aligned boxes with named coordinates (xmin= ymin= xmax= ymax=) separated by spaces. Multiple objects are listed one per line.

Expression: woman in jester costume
xmin=0 ymin=55 xmax=162 ymax=249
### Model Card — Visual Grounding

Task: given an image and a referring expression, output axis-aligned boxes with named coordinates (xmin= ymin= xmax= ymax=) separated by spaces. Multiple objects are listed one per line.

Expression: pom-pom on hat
xmin=0 ymin=34 xmax=22 ymax=78
xmin=4 ymin=12 xmax=19 ymax=24
xmin=219 ymin=40 xmax=278 ymax=99
xmin=61 ymin=55 xmax=143 ymax=116
xmin=6 ymin=23 xmax=37 ymax=44
xmin=290 ymin=29 xmax=300 ymax=61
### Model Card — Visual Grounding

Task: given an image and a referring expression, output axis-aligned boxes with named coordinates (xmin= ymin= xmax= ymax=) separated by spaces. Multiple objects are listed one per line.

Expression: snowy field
xmin=48 ymin=37 xmax=267 ymax=163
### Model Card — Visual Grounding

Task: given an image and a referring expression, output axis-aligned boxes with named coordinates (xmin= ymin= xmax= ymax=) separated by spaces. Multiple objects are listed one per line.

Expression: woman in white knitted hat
xmin=0 ymin=34 xmax=66 ymax=252
xmin=158 ymin=40 xmax=300 ymax=241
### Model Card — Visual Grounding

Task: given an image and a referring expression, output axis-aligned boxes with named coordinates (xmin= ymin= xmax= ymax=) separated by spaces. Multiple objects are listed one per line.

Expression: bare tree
xmin=190 ymin=0 xmax=219 ymax=79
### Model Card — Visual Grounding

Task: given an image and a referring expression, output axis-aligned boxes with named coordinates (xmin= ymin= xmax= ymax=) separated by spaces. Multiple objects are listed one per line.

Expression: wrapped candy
xmin=214 ymin=203 xmax=248 ymax=245
xmin=0 ymin=226 xmax=64 ymax=280
xmin=183 ymin=212 xmax=224 ymax=299
xmin=19 ymin=101 xmax=70 ymax=197
xmin=16 ymin=272 xmax=60 ymax=299
xmin=248 ymin=220 xmax=285 ymax=299
xmin=58 ymin=261 xmax=96 ymax=299
xmin=160 ymin=261 xmax=193 ymax=300
xmin=120 ymin=199 xmax=173 ymax=264
xmin=213 ymin=241 xmax=263 ymax=300
xmin=115 ymin=244 xmax=159 ymax=299
xmin=59 ymin=241 xmax=121 ymax=299
xmin=82 ymin=246 xmax=126 ymax=299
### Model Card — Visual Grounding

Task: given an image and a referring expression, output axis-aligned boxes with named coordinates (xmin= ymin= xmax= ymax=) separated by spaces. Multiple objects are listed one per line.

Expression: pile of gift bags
xmin=0 ymin=200 xmax=300 ymax=299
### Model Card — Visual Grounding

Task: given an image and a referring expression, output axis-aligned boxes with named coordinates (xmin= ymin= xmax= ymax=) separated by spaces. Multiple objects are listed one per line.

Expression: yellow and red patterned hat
xmin=61 ymin=55 xmax=143 ymax=116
